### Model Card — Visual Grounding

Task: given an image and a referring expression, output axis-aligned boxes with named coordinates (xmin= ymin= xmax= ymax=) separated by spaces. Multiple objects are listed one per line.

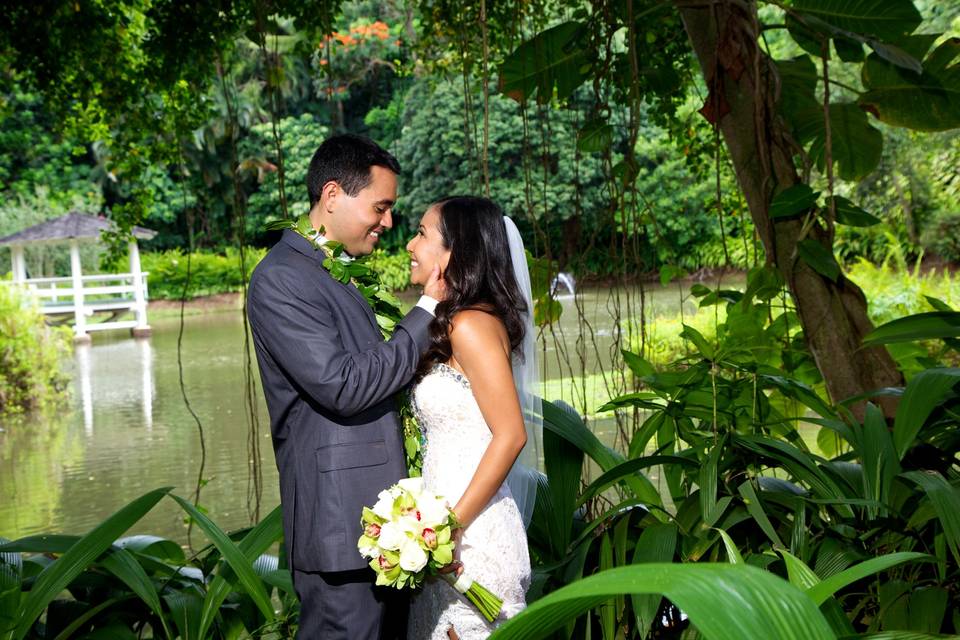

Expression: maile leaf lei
xmin=266 ymin=214 xmax=425 ymax=475
xmin=266 ymin=214 xmax=404 ymax=336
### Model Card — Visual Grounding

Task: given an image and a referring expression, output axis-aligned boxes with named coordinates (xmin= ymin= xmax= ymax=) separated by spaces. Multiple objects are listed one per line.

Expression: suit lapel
xmin=281 ymin=230 xmax=381 ymax=336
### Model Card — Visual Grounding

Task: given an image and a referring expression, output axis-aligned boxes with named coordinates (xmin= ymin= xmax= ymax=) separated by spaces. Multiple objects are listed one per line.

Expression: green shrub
xmin=366 ymin=249 xmax=411 ymax=292
xmin=847 ymin=255 xmax=960 ymax=325
xmin=132 ymin=248 xmax=268 ymax=300
xmin=921 ymin=210 xmax=960 ymax=263
xmin=640 ymin=304 xmax=724 ymax=366
xmin=133 ymin=247 xmax=412 ymax=300
xmin=0 ymin=281 xmax=71 ymax=415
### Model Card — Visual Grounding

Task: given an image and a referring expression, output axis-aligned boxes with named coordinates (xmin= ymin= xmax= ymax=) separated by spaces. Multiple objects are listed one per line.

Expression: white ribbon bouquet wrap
xmin=357 ymin=477 xmax=503 ymax=622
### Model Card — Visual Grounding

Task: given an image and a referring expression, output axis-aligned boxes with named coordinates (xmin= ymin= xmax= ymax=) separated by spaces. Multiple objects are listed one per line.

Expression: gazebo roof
xmin=0 ymin=211 xmax=157 ymax=246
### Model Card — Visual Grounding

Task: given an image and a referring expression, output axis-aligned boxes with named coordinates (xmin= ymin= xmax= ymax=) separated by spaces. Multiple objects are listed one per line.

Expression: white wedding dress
xmin=407 ymin=362 xmax=531 ymax=639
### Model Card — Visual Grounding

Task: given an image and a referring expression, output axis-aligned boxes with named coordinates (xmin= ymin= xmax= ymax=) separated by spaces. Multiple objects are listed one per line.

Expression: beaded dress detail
xmin=407 ymin=363 xmax=531 ymax=639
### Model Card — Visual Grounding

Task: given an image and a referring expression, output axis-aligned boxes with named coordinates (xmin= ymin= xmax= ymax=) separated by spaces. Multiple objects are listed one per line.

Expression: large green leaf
xmin=847 ymin=632 xmax=960 ymax=639
xmin=499 ymin=22 xmax=590 ymax=104
xmin=12 ymin=487 xmax=171 ymax=640
xmin=802 ymin=103 xmax=883 ymax=180
xmin=577 ymin=118 xmax=614 ymax=153
xmin=737 ymin=479 xmax=785 ymax=548
xmin=859 ymin=403 xmax=901 ymax=516
xmin=621 ymin=349 xmax=656 ymax=378
xmin=115 ymin=534 xmax=185 ymax=564
xmin=892 ymin=368 xmax=960 ymax=457
xmin=197 ymin=506 xmax=284 ymax=638
xmin=863 ymin=312 xmax=960 ymax=346
xmin=700 ymin=436 xmax=727 ymax=526
xmin=859 ymin=39 xmax=960 ymax=131
xmin=532 ymin=401 xmax=584 ymax=559
xmin=769 ymin=184 xmax=818 ymax=219
xmin=759 ymin=374 xmax=835 ymax=418
xmin=714 ymin=528 xmax=745 ymax=564
xmin=828 ymin=196 xmax=881 ymax=227
xmin=99 ymin=548 xmax=172 ymax=639
xmin=576 ymin=456 xmax=692 ymax=508
xmin=791 ymin=0 xmax=922 ymax=42
xmin=798 ymin=238 xmax=841 ymax=282
xmin=0 ymin=537 xmax=21 ymax=640
xmin=165 ymin=591 xmax=203 ymax=640
xmin=542 ymin=400 xmax=629 ymax=476
xmin=0 ymin=536 xmax=79 ymax=554
xmin=901 ymin=471 xmax=960 ymax=566
xmin=777 ymin=549 xmax=821 ymax=590
xmin=806 ymin=552 xmax=933 ymax=605
xmin=489 ymin=563 xmax=836 ymax=640
xmin=777 ymin=56 xmax=819 ymax=117
xmin=171 ymin=495 xmax=275 ymax=624
xmin=736 ymin=436 xmax=852 ymax=515
xmin=632 ymin=525 xmax=678 ymax=638
xmin=52 ymin=595 xmax=135 ymax=640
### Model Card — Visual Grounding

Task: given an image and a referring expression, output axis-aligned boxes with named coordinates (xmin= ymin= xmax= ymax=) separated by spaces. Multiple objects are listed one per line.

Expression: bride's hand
xmin=438 ymin=527 xmax=464 ymax=576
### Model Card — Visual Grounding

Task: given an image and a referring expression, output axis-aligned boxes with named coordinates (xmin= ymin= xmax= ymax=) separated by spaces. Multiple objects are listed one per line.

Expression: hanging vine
xmin=216 ymin=50 xmax=265 ymax=524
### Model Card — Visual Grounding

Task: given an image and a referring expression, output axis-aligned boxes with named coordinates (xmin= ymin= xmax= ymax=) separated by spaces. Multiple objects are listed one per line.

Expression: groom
xmin=248 ymin=134 xmax=442 ymax=638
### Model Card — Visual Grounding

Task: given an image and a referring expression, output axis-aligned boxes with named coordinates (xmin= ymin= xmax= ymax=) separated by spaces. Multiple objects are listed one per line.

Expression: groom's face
xmin=326 ymin=165 xmax=398 ymax=256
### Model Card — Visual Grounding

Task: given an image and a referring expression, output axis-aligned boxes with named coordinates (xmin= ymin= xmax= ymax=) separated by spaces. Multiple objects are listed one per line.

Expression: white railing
xmin=22 ymin=273 xmax=150 ymax=309
xmin=4 ymin=272 xmax=150 ymax=335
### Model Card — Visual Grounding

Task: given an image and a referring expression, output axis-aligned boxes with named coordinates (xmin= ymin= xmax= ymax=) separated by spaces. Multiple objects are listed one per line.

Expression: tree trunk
xmin=677 ymin=0 xmax=903 ymax=418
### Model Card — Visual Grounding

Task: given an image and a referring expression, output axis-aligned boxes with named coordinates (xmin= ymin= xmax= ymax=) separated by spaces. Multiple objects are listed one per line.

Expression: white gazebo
xmin=0 ymin=212 xmax=157 ymax=343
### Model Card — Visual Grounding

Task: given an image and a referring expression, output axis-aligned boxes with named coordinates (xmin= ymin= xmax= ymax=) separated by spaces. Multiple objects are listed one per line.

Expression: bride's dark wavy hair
xmin=415 ymin=196 xmax=528 ymax=381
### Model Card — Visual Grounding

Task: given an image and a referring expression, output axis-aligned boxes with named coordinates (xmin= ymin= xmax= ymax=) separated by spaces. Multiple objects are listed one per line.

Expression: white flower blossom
xmin=377 ymin=521 xmax=405 ymax=551
xmin=372 ymin=492 xmax=396 ymax=520
xmin=417 ymin=494 xmax=450 ymax=528
xmin=398 ymin=537 xmax=428 ymax=572
xmin=397 ymin=477 xmax=424 ymax=497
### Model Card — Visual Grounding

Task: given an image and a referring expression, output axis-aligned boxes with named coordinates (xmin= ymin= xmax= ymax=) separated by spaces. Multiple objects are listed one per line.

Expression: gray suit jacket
xmin=248 ymin=230 xmax=432 ymax=573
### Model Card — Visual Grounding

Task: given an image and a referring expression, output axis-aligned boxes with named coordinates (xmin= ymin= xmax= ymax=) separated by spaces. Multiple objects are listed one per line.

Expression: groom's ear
xmin=321 ymin=180 xmax=340 ymax=212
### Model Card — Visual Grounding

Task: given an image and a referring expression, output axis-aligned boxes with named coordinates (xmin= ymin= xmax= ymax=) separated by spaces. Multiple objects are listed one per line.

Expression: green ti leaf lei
xmin=265 ymin=214 xmax=424 ymax=475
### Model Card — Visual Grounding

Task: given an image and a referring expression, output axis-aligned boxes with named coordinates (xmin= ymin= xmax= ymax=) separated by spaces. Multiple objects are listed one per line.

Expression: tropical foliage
xmin=119 ymin=249 xmax=267 ymax=301
xmin=0 ymin=283 xmax=70 ymax=416
xmin=0 ymin=491 xmax=295 ymax=639
xmin=509 ymin=298 xmax=960 ymax=638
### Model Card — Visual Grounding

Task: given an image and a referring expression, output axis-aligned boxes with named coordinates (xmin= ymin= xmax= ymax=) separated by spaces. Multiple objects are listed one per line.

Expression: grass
xmin=541 ymin=372 xmax=618 ymax=418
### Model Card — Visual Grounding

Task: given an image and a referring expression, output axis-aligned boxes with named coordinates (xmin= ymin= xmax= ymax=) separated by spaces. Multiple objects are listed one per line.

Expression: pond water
xmin=0 ymin=278 xmax=734 ymax=543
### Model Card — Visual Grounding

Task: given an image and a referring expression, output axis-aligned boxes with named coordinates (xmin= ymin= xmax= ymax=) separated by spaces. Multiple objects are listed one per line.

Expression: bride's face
xmin=406 ymin=205 xmax=451 ymax=286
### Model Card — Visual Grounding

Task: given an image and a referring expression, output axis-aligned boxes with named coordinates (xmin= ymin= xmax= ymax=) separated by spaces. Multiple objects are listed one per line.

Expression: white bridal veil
xmin=502 ymin=215 xmax=543 ymax=529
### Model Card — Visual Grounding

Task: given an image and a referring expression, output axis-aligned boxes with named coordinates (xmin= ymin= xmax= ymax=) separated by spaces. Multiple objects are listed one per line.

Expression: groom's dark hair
xmin=306 ymin=134 xmax=401 ymax=207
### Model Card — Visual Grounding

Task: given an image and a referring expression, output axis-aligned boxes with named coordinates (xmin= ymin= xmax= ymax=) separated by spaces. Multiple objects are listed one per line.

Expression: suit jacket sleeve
xmin=248 ymin=267 xmax=433 ymax=418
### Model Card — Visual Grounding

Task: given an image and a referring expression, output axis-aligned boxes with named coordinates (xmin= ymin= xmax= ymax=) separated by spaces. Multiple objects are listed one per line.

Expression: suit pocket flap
xmin=316 ymin=440 xmax=388 ymax=472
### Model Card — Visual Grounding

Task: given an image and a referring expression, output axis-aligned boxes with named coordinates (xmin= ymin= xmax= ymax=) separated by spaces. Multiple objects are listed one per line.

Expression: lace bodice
xmin=408 ymin=363 xmax=530 ymax=639
xmin=412 ymin=363 xmax=500 ymax=505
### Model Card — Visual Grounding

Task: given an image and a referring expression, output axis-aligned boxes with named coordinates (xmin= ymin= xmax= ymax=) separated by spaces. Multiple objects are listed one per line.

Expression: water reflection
xmin=0 ymin=311 xmax=280 ymax=543
xmin=75 ymin=344 xmax=93 ymax=435
xmin=74 ymin=337 xmax=156 ymax=435
xmin=139 ymin=338 xmax=154 ymax=432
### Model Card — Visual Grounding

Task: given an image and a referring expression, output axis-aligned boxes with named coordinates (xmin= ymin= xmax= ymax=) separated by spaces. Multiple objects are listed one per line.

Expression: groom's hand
xmin=424 ymin=263 xmax=446 ymax=301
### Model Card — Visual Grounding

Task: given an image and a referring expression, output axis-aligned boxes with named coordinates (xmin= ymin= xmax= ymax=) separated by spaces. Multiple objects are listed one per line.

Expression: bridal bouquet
xmin=357 ymin=477 xmax=503 ymax=622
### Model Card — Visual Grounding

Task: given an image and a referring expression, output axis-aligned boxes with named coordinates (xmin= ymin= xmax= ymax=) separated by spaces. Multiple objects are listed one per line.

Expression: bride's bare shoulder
xmin=450 ymin=309 xmax=506 ymax=342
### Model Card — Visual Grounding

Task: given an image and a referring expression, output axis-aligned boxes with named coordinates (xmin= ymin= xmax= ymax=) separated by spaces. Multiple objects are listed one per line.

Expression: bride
xmin=404 ymin=196 xmax=539 ymax=639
